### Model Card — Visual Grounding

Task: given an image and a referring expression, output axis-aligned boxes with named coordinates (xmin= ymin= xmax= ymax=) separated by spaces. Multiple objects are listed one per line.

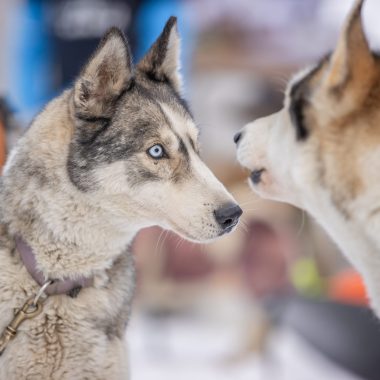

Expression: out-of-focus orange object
xmin=0 ymin=118 xmax=6 ymax=171
xmin=328 ymin=269 xmax=368 ymax=306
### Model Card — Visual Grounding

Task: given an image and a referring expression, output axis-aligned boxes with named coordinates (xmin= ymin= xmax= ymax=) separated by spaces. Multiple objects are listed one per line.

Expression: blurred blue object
xmin=7 ymin=1 xmax=53 ymax=124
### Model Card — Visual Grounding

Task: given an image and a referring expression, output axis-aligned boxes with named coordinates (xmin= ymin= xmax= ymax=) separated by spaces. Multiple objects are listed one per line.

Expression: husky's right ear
xmin=138 ymin=17 xmax=182 ymax=93
xmin=73 ymin=28 xmax=133 ymax=119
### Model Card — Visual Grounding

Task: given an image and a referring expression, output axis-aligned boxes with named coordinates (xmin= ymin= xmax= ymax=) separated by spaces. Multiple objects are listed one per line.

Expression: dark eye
xmin=148 ymin=144 xmax=165 ymax=159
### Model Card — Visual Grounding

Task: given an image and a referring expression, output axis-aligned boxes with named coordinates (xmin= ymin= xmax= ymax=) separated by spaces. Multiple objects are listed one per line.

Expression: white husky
xmin=236 ymin=0 xmax=380 ymax=316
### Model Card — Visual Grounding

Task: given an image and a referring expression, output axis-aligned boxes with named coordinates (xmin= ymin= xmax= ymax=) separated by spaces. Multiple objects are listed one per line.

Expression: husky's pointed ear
xmin=138 ymin=16 xmax=182 ymax=93
xmin=322 ymin=0 xmax=374 ymax=97
xmin=74 ymin=28 xmax=133 ymax=118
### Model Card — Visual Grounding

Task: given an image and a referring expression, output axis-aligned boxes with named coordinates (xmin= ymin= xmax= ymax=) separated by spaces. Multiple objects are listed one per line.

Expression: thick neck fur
xmin=0 ymin=91 xmax=139 ymax=280
xmin=304 ymin=190 xmax=380 ymax=316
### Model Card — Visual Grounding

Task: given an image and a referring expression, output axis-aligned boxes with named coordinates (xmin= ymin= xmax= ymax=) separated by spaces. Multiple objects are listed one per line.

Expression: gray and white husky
xmin=0 ymin=17 xmax=241 ymax=379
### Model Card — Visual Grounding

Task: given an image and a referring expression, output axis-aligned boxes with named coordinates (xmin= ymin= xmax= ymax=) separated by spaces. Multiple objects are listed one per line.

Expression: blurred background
xmin=1 ymin=1 xmax=380 ymax=379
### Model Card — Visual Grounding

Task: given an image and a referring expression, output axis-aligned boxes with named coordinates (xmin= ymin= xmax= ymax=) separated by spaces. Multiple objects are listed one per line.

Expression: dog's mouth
xmin=165 ymin=221 xmax=219 ymax=243
xmin=167 ymin=206 xmax=242 ymax=243
xmin=250 ymin=168 xmax=266 ymax=185
xmin=180 ymin=219 xmax=240 ymax=242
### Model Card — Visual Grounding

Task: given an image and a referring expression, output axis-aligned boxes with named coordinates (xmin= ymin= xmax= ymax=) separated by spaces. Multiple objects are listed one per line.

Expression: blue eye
xmin=148 ymin=144 xmax=165 ymax=159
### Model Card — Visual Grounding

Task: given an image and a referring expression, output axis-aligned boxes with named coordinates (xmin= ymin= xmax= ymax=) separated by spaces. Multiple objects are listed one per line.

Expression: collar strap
xmin=15 ymin=237 xmax=93 ymax=296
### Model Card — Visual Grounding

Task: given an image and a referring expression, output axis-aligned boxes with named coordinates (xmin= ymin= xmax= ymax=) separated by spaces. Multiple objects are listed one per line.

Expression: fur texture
xmin=236 ymin=0 xmax=380 ymax=316
xmin=0 ymin=18 xmax=240 ymax=379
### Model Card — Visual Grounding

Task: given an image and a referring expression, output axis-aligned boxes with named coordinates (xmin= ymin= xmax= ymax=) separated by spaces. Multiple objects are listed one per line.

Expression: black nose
xmin=214 ymin=203 xmax=243 ymax=231
xmin=234 ymin=131 xmax=242 ymax=144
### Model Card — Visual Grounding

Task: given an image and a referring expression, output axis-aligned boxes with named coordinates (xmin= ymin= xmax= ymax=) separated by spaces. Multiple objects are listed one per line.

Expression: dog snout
xmin=233 ymin=131 xmax=243 ymax=145
xmin=214 ymin=202 xmax=242 ymax=232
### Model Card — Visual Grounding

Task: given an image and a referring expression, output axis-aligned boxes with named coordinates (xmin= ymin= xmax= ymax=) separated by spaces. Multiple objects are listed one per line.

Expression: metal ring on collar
xmin=33 ymin=280 xmax=53 ymax=306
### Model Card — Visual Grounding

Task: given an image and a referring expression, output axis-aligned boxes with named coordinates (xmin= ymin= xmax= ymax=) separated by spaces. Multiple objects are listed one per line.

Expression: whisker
xmin=239 ymin=218 xmax=249 ymax=228
xmin=154 ymin=228 xmax=165 ymax=258
xmin=159 ymin=230 xmax=170 ymax=258
xmin=175 ymin=235 xmax=184 ymax=252
xmin=176 ymin=235 xmax=186 ymax=252
xmin=238 ymin=223 xmax=248 ymax=234
xmin=241 ymin=219 xmax=253 ymax=229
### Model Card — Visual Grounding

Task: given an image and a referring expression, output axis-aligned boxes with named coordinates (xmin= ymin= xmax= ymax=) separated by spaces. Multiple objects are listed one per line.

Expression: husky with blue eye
xmin=236 ymin=0 xmax=380 ymax=317
xmin=0 ymin=17 xmax=241 ymax=379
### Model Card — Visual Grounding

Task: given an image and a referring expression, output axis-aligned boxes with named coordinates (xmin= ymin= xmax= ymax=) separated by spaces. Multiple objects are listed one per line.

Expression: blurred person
xmin=240 ymin=221 xmax=294 ymax=299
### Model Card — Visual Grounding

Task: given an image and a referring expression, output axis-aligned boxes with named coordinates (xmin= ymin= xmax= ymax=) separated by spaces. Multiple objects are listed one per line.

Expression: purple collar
xmin=15 ymin=237 xmax=93 ymax=296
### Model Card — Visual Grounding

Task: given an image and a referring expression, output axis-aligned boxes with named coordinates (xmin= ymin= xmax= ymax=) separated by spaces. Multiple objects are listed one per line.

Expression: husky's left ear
xmin=74 ymin=27 xmax=133 ymax=119
xmin=321 ymin=0 xmax=375 ymax=104
xmin=138 ymin=16 xmax=182 ymax=93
